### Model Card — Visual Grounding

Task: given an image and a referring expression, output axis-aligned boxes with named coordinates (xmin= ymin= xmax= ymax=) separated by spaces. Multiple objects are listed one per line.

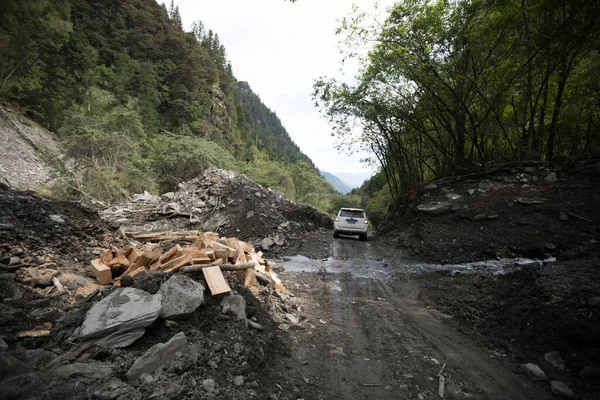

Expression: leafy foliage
xmin=315 ymin=0 xmax=600 ymax=197
xmin=0 ymin=0 xmax=334 ymax=212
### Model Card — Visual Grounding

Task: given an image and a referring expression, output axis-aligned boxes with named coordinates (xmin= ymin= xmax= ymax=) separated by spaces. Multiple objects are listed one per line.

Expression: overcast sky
xmin=170 ymin=0 xmax=393 ymax=179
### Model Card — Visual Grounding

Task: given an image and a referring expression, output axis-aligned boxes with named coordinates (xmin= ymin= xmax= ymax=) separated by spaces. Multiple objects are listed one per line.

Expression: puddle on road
xmin=283 ymin=254 xmax=555 ymax=278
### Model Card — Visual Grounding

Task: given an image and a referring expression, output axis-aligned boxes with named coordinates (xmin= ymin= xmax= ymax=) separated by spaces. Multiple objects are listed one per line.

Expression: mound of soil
xmin=101 ymin=169 xmax=333 ymax=259
xmin=380 ymin=159 xmax=600 ymax=264
xmin=379 ymin=159 xmax=600 ymax=398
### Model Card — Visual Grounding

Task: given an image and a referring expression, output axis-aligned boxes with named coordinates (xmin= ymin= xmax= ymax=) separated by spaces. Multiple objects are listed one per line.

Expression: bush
xmin=151 ymin=134 xmax=238 ymax=192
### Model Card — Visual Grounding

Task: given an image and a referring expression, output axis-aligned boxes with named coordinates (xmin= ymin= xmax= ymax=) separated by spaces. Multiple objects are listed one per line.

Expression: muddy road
xmin=278 ymin=236 xmax=552 ymax=400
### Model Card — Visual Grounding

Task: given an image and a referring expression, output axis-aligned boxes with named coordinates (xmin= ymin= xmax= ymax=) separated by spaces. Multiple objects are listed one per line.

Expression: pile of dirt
xmin=0 ymin=183 xmax=315 ymax=400
xmin=377 ymin=159 xmax=600 ymax=398
xmin=380 ymin=159 xmax=600 ymax=264
xmin=101 ymin=169 xmax=333 ymax=259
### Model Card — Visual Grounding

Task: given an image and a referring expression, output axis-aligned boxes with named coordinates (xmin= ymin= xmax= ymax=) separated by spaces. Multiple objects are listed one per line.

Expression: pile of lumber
xmin=89 ymin=231 xmax=284 ymax=295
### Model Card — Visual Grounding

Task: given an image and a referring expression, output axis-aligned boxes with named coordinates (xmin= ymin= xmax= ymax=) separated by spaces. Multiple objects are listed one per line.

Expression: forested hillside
xmin=315 ymin=0 xmax=600 ymax=198
xmin=0 ymin=0 xmax=333 ymax=209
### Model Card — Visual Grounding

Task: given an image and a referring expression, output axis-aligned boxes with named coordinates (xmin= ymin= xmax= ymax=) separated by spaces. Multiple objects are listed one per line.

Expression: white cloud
xmin=171 ymin=0 xmax=394 ymax=174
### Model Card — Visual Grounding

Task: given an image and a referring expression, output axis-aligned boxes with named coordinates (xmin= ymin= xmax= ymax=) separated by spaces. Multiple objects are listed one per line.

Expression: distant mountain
xmin=319 ymin=170 xmax=352 ymax=194
xmin=331 ymin=171 xmax=374 ymax=189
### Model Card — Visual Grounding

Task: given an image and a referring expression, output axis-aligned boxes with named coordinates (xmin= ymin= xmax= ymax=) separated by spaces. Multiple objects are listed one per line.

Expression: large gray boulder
xmin=158 ymin=275 xmax=205 ymax=320
xmin=221 ymin=294 xmax=247 ymax=323
xmin=127 ymin=332 xmax=189 ymax=382
xmin=521 ymin=363 xmax=547 ymax=381
xmin=79 ymin=288 xmax=162 ymax=348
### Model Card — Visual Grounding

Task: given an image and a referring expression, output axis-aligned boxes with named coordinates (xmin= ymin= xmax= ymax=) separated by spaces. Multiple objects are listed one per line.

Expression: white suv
xmin=333 ymin=208 xmax=368 ymax=241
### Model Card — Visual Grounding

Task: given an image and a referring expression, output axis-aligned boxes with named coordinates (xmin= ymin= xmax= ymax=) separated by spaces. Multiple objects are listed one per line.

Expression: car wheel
xmin=360 ymin=233 xmax=368 ymax=241
xmin=333 ymin=230 xmax=340 ymax=238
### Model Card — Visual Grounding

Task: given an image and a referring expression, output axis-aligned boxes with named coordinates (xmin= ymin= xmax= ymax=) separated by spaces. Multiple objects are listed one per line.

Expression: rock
xmin=446 ymin=193 xmax=462 ymax=200
xmin=158 ymin=274 xmax=205 ymax=320
xmin=25 ymin=349 xmax=57 ymax=368
xmin=416 ymin=201 xmax=453 ymax=214
xmin=544 ymin=351 xmax=565 ymax=370
xmin=273 ymin=233 xmax=285 ymax=246
xmin=202 ymin=378 xmax=216 ymax=393
xmin=0 ymin=339 xmax=8 ymax=352
xmin=0 ymin=354 xmax=24 ymax=380
xmin=487 ymin=214 xmax=498 ymax=219
xmin=127 ymin=332 xmax=189 ymax=382
xmin=54 ymin=361 xmax=115 ymax=381
xmin=441 ymin=187 xmax=450 ymax=194
xmin=221 ymin=294 xmax=247 ymax=323
xmin=580 ymin=365 xmax=600 ymax=381
xmin=79 ymin=288 xmax=162 ymax=348
xmin=479 ymin=181 xmax=494 ymax=190
xmin=550 ymin=381 xmax=574 ymax=399
xmin=261 ymin=237 xmax=275 ymax=250
xmin=49 ymin=215 xmax=65 ymax=224
xmin=246 ymin=210 xmax=255 ymax=219
xmin=521 ymin=363 xmax=547 ymax=381
xmin=139 ymin=373 xmax=153 ymax=384
xmin=587 ymin=297 xmax=600 ymax=308
xmin=161 ymin=192 xmax=175 ymax=201
xmin=516 ymin=197 xmax=546 ymax=205
xmin=233 ymin=375 xmax=244 ymax=387
xmin=247 ymin=320 xmax=264 ymax=330
xmin=468 ymin=189 xmax=476 ymax=195
xmin=473 ymin=214 xmax=486 ymax=221
xmin=424 ymin=183 xmax=438 ymax=190
xmin=93 ymin=379 xmax=142 ymax=400
xmin=559 ymin=211 xmax=569 ymax=221
xmin=545 ymin=172 xmax=557 ymax=183
xmin=31 ymin=268 xmax=60 ymax=288
xmin=255 ymin=191 xmax=262 ymax=197
xmin=285 ymin=313 xmax=300 ymax=324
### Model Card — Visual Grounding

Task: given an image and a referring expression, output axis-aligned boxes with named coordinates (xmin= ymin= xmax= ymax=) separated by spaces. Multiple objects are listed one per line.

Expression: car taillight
xmin=335 ymin=218 xmax=339 ymax=222
xmin=364 ymin=220 xmax=368 ymax=224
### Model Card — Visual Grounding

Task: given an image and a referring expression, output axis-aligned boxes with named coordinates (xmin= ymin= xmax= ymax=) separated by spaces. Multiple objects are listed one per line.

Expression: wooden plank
xmin=159 ymin=244 xmax=183 ymax=264
xmin=124 ymin=231 xmax=201 ymax=242
xmin=202 ymin=266 xmax=231 ymax=296
xmin=191 ymin=255 xmax=212 ymax=264
xmin=90 ymin=258 xmax=112 ymax=284
xmin=159 ymin=254 xmax=192 ymax=272
xmin=149 ymin=260 xmax=162 ymax=270
xmin=181 ymin=248 xmax=208 ymax=256
xmin=202 ymin=232 xmax=220 ymax=242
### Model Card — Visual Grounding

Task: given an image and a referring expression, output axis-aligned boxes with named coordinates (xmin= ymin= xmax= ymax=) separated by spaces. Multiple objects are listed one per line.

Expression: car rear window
xmin=339 ymin=210 xmax=365 ymax=218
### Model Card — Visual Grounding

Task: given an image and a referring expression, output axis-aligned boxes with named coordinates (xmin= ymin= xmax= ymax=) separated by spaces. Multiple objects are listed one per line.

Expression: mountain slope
xmin=319 ymin=170 xmax=352 ymax=194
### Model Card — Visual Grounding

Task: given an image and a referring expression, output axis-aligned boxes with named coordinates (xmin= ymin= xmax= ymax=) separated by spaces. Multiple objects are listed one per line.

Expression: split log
xmin=99 ymin=249 xmax=113 ymax=265
xmin=108 ymin=249 xmax=130 ymax=272
xmin=160 ymin=254 xmax=193 ymax=273
xmin=90 ymin=259 xmax=112 ymax=285
xmin=124 ymin=231 xmax=202 ymax=242
xmin=131 ymin=249 xmax=161 ymax=269
xmin=159 ymin=244 xmax=183 ymax=264
xmin=181 ymin=262 xmax=256 ymax=273
xmin=125 ymin=246 xmax=143 ymax=264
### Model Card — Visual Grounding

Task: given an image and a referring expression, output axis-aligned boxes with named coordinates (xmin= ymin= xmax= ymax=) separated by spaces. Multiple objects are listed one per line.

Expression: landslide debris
xmin=380 ymin=159 xmax=600 ymax=264
xmin=0 ymin=181 xmax=318 ymax=400
xmin=101 ymin=169 xmax=333 ymax=259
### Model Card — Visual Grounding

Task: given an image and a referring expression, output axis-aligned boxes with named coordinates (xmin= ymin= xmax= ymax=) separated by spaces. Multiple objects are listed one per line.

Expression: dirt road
xmin=278 ymin=236 xmax=552 ymax=400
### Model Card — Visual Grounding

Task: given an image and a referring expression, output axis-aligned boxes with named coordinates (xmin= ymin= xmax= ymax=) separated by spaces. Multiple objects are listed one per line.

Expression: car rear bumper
xmin=334 ymin=226 xmax=368 ymax=234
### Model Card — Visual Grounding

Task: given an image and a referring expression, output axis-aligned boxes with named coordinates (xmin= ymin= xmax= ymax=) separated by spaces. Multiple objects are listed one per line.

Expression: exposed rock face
xmin=158 ymin=275 xmax=205 ymax=320
xmin=126 ymin=332 xmax=190 ymax=382
xmin=79 ymin=288 xmax=162 ymax=348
